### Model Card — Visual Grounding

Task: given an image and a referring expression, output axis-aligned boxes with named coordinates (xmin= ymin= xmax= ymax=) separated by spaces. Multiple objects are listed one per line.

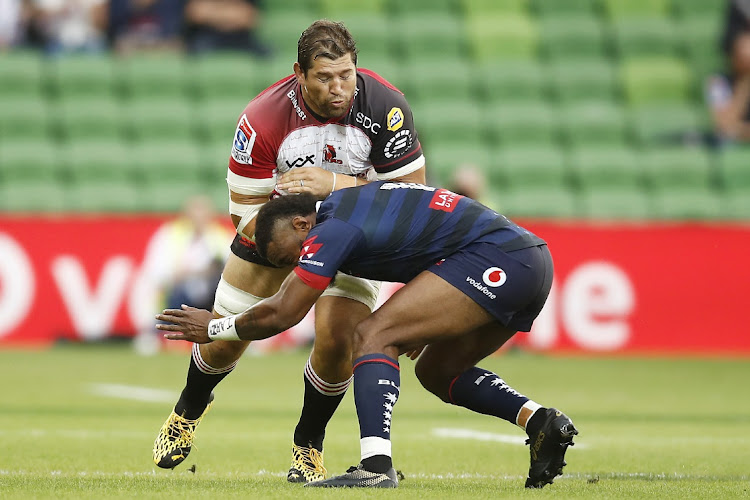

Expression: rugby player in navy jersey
xmin=157 ymin=181 xmax=578 ymax=489
xmin=151 ymin=20 xmax=427 ymax=482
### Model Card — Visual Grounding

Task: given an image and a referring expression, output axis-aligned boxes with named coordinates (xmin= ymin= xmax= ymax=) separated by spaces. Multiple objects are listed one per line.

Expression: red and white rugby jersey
xmin=227 ymin=69 xmax=425 ymax=185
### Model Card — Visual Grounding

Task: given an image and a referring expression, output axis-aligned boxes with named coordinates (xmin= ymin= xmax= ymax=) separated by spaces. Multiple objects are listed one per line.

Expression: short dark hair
xmin=297 ymin=19 xmax=358 ymax=74
xmin=255 ymin=194 xmax=318 ymax=259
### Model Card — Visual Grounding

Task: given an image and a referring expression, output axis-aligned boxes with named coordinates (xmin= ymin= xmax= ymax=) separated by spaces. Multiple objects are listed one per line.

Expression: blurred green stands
xmin=0 ymin=0 xmax=748 ymax=220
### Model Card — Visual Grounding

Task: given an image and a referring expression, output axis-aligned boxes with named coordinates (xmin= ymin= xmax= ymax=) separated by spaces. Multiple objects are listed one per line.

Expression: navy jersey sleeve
xmin=293 ymin=218 xmax=365 ymax=289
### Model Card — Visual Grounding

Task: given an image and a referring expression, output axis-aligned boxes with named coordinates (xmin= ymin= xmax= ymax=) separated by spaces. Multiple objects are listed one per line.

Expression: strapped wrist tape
xmin=207 ymin=315 xmax=241 ymax=341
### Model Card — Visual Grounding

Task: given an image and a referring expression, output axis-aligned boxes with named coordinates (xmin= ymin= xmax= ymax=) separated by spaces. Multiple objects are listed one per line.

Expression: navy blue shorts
xmin=428 ymin=242 xmax=553 ymax=332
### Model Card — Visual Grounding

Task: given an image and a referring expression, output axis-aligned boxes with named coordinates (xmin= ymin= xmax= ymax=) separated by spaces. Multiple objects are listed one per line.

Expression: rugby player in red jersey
xmin=152 ymin=20 xmax=427 ymax=483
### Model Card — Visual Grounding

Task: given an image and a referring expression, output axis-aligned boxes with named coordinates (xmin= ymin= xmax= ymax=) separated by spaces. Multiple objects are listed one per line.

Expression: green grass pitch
xmin=0 ymin=344 xmax=748 ymax=499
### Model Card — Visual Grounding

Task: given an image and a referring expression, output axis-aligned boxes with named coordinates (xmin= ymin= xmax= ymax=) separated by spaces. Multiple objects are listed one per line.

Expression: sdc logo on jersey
xmin=387 ymin=107 xmax=404 ymax=132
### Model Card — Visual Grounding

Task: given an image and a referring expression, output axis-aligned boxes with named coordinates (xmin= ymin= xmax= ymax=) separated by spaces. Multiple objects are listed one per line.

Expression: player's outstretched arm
xmin=157 ymin=272 xmax=323 ymax=343
xmin=156 ymin=305 xmax=215 ymax=343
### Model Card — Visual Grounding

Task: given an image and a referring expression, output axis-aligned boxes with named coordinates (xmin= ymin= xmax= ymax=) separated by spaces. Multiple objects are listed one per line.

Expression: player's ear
xmin=293 ymin=62 xmax=305 ymax=84
xmin=292 ymin=215 xmax=311 ymax=232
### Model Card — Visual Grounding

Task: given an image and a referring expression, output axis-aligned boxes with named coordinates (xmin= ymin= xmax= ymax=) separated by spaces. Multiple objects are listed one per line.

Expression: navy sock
xmin=353 ymin=354 xmax=400 ymax=473
xmin=448 ymin=367 xmax=529 ymax=425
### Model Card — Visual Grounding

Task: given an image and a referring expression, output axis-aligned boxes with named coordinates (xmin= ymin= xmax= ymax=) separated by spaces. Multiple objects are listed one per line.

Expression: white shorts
xmin=322 ymin=272 xmax=381 ymax=312
xmin=213 ymin=276 xmax=264 ymax=317
xmin=214 ymin=272 xmax=381 ymax=316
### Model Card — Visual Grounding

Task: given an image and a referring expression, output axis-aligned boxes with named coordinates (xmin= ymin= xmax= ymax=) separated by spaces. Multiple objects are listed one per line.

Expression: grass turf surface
xmin=0 ymin=345 xmax=748 ymax=499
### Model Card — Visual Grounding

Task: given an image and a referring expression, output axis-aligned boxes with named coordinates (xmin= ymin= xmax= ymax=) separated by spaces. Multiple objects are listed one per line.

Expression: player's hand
xmin=156 ymin=304 xmax=214 ymax=344
xmin=277 ymin=167 xmax=336 ymax=197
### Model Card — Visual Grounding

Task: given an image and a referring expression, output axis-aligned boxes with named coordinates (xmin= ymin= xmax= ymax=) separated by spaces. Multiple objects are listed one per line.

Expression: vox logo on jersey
xmin=286 ymin=154 xmax=315 ymax=168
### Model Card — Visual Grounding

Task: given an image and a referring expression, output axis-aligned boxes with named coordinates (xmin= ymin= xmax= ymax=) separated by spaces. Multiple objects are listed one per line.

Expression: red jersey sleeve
xmin=229 ymin=110 xmax=277 ymax=179
xmin=228 ymin=76 xmax=297 ymax=180
xmin=293 ymin=267 xmax=333 ymax=290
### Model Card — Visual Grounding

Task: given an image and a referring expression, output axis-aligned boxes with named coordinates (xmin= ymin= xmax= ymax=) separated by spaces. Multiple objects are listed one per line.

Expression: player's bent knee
xmin=414 ymin=358 xmax=453 ymax=403
xmin=351 ymin=318 xmax=390 ymax=359
xmin=313 ymin=330 xmax=352 ymax=362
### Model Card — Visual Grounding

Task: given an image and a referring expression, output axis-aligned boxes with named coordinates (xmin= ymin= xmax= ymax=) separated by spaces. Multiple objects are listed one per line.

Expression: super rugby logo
xmin=299 ymin=235 xmax=324 ymax=266
xmin=482 ymin=267 xmax=507 ymax=287
xmin=232 ymin=115 xmax=256 ymax=164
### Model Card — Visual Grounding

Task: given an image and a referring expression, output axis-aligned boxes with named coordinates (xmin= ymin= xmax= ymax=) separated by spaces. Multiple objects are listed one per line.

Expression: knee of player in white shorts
xmin=312 ymin=327 xmax=353 ymax=360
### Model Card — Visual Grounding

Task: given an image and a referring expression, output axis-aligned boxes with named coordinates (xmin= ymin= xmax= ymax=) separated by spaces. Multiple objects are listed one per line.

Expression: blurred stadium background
xmin=3 ymin=0 xmax=750 ymax=216
xmin=0 ymin=0 xmax=749 ymax=353
xmin=2 ymin=2 xmax=750 ymax=496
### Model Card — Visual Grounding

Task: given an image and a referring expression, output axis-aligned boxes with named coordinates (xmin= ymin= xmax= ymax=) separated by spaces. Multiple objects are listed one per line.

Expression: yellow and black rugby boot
xmin=153 ymin=394 xmax=214 ymax=469
xmin=287 ymin=444 xmax=327 ymax=483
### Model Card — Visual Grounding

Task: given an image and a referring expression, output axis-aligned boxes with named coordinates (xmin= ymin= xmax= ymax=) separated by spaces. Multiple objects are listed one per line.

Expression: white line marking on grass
xmin=87 ymin=383 xmax=178 ymax=403
xmin=567 ymin=472 xmax=750 ymax=482
xmin=0 ymin=429 xmax=152 ymax=438
xmin=407 ymin=471 xmax=525 ymax=480
xmin=0 ymin=470 xmax=161 ymax=478
xmin=256 ymin=470 xmax=287 ymax=477
xmin=432 ymin=427 xmax=588 ymax=449
xmin=432 ymin=427 xmax=525 ymax=445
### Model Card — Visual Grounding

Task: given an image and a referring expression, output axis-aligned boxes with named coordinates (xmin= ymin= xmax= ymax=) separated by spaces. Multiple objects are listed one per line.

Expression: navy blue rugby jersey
xmin=293 ymin=181 xmax=546 ymax=289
